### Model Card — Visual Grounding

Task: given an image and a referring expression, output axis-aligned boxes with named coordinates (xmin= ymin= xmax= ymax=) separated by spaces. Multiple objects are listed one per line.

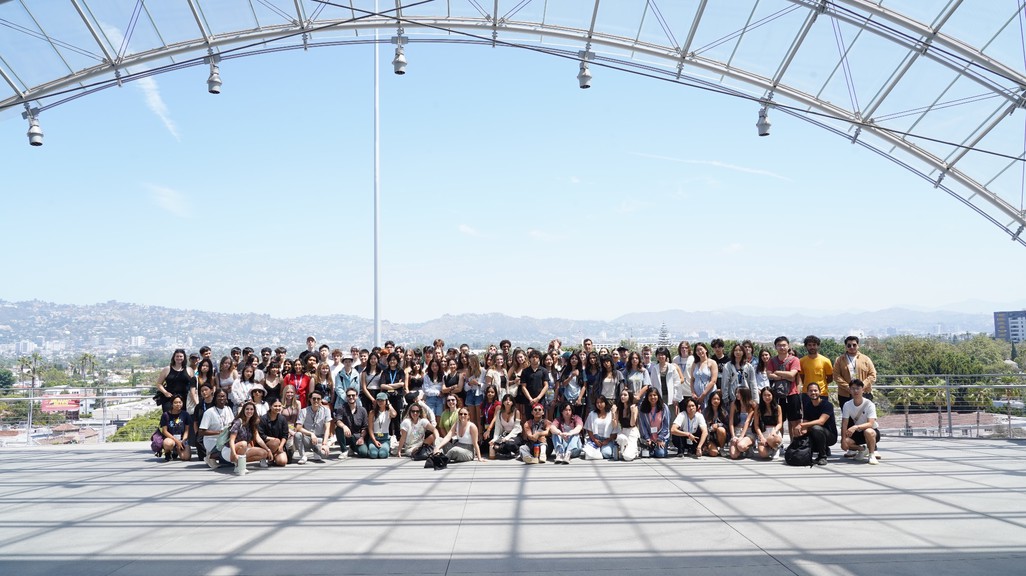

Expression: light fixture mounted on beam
xmin=22 ymin=105 xmax=42 ymax=147
xmin=205 ymin=54 xmax=222 ymax=94
xmin=391 ymin=36 xmax=408 ymax=75
xmin=577 ymin=50 xmax=595 ymax=89
xmin=756 ymin=104 xmax=771 ymax=137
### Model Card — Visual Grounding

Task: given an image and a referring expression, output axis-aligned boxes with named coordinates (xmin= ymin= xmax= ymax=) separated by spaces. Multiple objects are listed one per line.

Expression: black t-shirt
xmin=160 ymin=410 xmax=191 ymax=436
xmin=520 ymin=366 xmax=548 ymax=402
xmin=801 ymin=398 xmax=836 ymax=432
xmin=259 ymin=413 xmax=289 ymax=441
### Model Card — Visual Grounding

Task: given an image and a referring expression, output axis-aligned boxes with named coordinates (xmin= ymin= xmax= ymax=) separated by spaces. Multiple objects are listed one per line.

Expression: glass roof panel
xmin=196 ymin=0 xmax=260 ymax=36
xmin=878 ymin=0 xmax=957 ymax=28
xmin=134 ymin=1 xmax=210 ymax=48
xmin=724 ymin=2 xmax=808 ymax=82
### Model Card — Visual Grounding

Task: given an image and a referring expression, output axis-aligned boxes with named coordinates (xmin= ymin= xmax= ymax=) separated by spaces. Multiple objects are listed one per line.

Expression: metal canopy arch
xmin=2 ymin=0 xmax=1026 ymax=246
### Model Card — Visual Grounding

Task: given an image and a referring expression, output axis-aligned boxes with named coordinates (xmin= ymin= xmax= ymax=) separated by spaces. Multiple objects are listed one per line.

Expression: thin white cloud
xmin=136 ymin=77 xmax=180 ymax=141
xmin=569 ymin=176 xmax=581 ymax=185
xmin=458 ymin=224 xmax=480 ymax=237
xmin=631 ymin=152 xmax=791 ymax=182
xmin=721 ymin=242 xmax=744 ymax=255
xmin=148 ymin=185 xmax=191 ymax=218
xmin=101 ymin=22 xmax=180 ymax=141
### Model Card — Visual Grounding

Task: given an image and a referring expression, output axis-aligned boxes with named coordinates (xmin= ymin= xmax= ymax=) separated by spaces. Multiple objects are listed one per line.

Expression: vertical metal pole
xmin=373 ymin=0 xmax=381 ymax=347
xmin=945 ymin=379 xmax=953 ymax=437
xmin=26 ymin=358 xmax=35 ymax=446
xmin=100 ymin=382 xmax=107 ymax=443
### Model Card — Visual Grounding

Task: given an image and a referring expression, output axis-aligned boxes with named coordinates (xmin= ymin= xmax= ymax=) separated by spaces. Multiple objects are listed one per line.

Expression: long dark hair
xmin=640 ymin=387 xmax=665 ymax=412
xmin=169 ymin=348 xmax=187 ymax=369
xmin=758 ymin=387 xmax=779 ymax=415
xmin=196 ymin=358 xmax=215 ymax=384
xmin=560 ymin=352 xmax=581 ymax=380
xmin=615 ymin=388 xmax=635 ymax=417
xmin=704 ymin=390 xmax=727 ymax=423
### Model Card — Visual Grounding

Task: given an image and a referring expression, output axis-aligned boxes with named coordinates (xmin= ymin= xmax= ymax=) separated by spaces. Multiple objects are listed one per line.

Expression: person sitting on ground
xmin=159 ymin=396 xmax=192 ymax=462
xmin=397 ymin=403 xmax=436 ymax=459
xmin=296 ymin=391 xmax=333 ymax=463
xmin=199 ymin=389 xmax=234 ymax=469
xmin=793 ymin=382 xmax=837 ymax=466
xmin=703 ymin=390 xmax=729 ymax=457
xmin=433 ymin=406 xmax=483 ymax=463
xmin=519 ymin=403 xmax=551 ymax=464
xmin=671 ymin=396 xmax=708 ymax=458
xmin=489 ymin=393 xmax=522 ymax=460
xmin=755 ymin=386 xmax=784 ymax=460
xmin=225 ymin=400 xmax=272 ymax=475
xmin=258 ymin=398 xmax=290 ymax=467
xmin=549 ymin=401 xmax=583 ymax=464
xmin=728 ymin=387 xmax=758 ymax=460
xmin=333 ymin=388 xmax=368 ymax=459
xmin=367 ymin=392 xmax=397 ymax=459
xmin=840 ymin=379 xmax=880 ymax=465
xmin=638 ymin=388 xmax=671 ymax=458
xmin=614 ymin=388 xmax=640 ymax=461
xmin=584 ymin=395 xmax=618 ymax=460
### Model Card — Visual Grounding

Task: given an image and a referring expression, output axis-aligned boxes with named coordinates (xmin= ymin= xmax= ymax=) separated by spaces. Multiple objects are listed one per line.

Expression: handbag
xmin=424 ymin=452 xmax=449 ymax=470
xmin=150 ymin=429 xmax=164 ymax=455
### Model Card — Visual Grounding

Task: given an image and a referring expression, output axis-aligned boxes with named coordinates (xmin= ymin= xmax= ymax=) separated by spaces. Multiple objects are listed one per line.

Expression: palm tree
xmin=888 ymin=377 xmax=919 ymax=436
xmin=923 ymin=377 xmax=948 ymax=436
xmin=964 ymin=386 xmax=994 ymax=437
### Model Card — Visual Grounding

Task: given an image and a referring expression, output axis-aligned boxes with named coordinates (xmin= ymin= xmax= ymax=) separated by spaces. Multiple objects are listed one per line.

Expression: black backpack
xmin=784 ymin=435 xmax=813 ymax=467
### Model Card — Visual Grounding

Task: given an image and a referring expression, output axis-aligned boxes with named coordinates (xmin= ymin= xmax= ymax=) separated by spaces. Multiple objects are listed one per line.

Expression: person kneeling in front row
xmin=840 ymin=379 xmax=880 ymax=465
xmin=792 ymin=382 xmax=836 ymax=466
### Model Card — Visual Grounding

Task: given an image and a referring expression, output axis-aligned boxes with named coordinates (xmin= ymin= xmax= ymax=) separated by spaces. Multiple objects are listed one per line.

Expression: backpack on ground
xmin=784 ymin=435 xmax=813 ymax=467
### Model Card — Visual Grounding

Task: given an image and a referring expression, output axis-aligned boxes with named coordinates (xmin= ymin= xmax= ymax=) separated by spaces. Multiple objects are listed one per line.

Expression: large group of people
xmin=152 ymin=334 xmax=881 ymax=474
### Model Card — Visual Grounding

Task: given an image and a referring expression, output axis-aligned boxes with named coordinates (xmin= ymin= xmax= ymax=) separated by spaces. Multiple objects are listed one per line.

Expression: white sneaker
xmin=297 ymin=456 xmax=307 ymax=465
xmin=523 ymin=455 xmax=538 ymax=465
xmin=843 ymin=450 xmax=857 ymax=458
xmin=868 ymin=454 xmax=879 ymax=465
xmin=857 ymin=448 xmax=870 ymax=461
xmin=205 ymin=456 xmax=218 ymax=470
xmin=259 ymin=459 xmax=269 ymax=468
xmin=339 ymin=450 xmax=349 ymax=460
xmin=873 ymin=451 xmax=882 ymax=460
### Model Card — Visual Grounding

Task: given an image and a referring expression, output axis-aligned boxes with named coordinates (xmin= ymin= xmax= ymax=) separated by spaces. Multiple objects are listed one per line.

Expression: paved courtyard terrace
xmin=0 ymin=436 xmax=1023 ymax=576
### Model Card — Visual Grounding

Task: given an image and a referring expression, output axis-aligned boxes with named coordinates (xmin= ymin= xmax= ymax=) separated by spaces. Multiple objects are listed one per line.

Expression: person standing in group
xmin=800 ymin=335 xmax=833 ymax=399
xmin=690 ymin=343 xmax=718 ymax=407
xmin=834 ymin=336 xmax=878 ymax=408
xmin=721 ymin=343 xmax=756 ymax=408
xmin=380 ymin=353 xmax=408 ymax=439
xmin=154 ymin=349 xmax=193 ymax=413
xmin=768 ymin=336 xmax=802 ymax=438
xmin=462 ymin=354 xmax=485 ymax=428
xmin=519 ymin=350 xmax=550 ymax=417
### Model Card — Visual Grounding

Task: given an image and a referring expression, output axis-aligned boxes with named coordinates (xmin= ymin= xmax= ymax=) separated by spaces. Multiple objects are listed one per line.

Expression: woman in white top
xmin=689 ymin=343 xmax=718 ymax=407
xmin=434 ymin=407 xmax=482 ymax=463
xmin=423 ymin=358 xmax=445 ymax=417
xmin=671 ymin=397 xmax=708 ymax=458
xmin=754 ymin=349 xmax=772 ymax=399
xmin=614 ymin=388 xmax=640 ymax=461
xmin=673 ymin=341 xmax=694 ymax=397
xmin=397 ymin=403 xmax=435 ymax=458
xmin=584 ymin=395 xmax=617 ymax=460
xmin=231 ymin=364 xmax=258 ymax=411
xmin=489 ymin=393 xmax=522 ymax=459
xmin=361 ymin=353 xmax=383 ymax=411
xmin=367 ymin=392 xmax=397 ymax=459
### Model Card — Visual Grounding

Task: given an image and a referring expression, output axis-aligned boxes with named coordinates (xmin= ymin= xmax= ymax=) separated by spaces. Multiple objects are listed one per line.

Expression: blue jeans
xmin=552 ymin=434 xmax=582 ymax=458
xmin=367 ymin=434 xmax=390 ymax=459
xmin=335 ymin=429 xmax=370 ymax=457
xmin=425 ymin=395 xmax=444 ymax=417
xmin=589 ymin=436 xmax=617 ymax=460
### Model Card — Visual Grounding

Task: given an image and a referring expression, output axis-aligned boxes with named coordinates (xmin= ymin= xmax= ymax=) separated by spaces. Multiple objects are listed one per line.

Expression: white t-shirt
xmin=585 ymin=411 xmax=614 ymax=438
xmin=841 ymin=398 xmax=878 ymax=429
xmin=400 ymin=417 xmax=430 ymax=455
xmin=199 ymin=406 xmax=234 ymax=452
xmin=673 ymin=411 xmax=707 ymax=435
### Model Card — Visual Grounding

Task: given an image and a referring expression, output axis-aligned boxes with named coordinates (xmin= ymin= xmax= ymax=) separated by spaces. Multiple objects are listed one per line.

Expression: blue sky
xmin=2 ymin=39 xmax=1025 ymax=322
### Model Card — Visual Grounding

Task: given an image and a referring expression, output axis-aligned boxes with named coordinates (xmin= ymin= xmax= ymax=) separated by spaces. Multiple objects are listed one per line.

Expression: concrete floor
xmin=0 ymin=436 xmax=1024 ymax=576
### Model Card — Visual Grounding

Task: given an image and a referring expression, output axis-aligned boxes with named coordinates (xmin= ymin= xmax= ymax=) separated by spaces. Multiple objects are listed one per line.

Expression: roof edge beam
xmin=770 ymin=2 xmax=820 ymax=87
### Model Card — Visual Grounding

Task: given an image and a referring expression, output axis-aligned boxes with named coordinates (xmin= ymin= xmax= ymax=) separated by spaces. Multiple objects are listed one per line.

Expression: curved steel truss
xmin=2 ymin=0 xmax=1026 ymax=245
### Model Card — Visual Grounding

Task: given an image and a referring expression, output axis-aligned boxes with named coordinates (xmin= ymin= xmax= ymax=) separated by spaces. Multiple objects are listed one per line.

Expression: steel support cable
xmin=114 ymin=0 xmax=144 ymax=64
xmin=830 ymin=14 xmax=860 ymax=116
xmin=692 ymin=4 xmax=800 ymax=56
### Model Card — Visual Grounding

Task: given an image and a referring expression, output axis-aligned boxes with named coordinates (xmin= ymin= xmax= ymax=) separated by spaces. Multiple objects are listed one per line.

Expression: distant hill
xmin=0 ymin=299 xmax=1000 ymax=356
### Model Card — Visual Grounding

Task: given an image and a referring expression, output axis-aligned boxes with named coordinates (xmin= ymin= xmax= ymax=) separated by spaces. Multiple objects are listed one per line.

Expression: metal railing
xmin=0 ymin=387 xmax=154 ymax=446
xmin=871 ymin=374 xmax=1026 ymax=438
